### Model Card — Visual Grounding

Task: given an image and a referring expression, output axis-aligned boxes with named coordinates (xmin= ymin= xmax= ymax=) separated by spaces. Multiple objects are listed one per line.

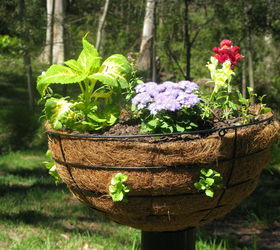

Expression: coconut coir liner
xmin=46 ymin=115 xmax=280 ymax=231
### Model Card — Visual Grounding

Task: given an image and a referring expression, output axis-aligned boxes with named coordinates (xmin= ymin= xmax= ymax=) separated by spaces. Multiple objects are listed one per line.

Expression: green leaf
xmin=205 ymin=169 xmax=214 ymax=177
xmin=109 ymin=173 xmax=130 ymax=202
xmin=87 ymin=113 xmax=107 ymax=123
xmin=205 ymin=189 xmax=214 ymax=198
xmin=147 ymin=119 xmax=158 ymax=127
xmin=44 ymin=98 xmax=73 ymax=130
xmin=115 ymin=173 xmax=128 ymax=183
xmin=112 ymin=191 xmax=124 ymax=202
xmin=37 ymin=65 xmax=87 ymax=96
xmin=64 ymin=59 xmax=83 ymax=73
xmin=262 ymin=107 xmax=271 ymax=114
xmin=205 ymin=177 xmax=214 ymax=186
xmin=77 ymin=36 xmax=101 ymax=74
xmin=109 ymin=185 xmax=116 ymax=193
xmin=123 ymin=186 xmax=130 ymax=193
xmin=194 ymin=182 xmax=202 ymax=190
xmin=176 ymin=124 xmax=185 ymax=132
xmin=89 ymin=54 xmax=131 ymax=89
xmin=45 ymin=150 xmax=52 ymax=158
xmin=200 ymin=169 xmax=208 ymax=176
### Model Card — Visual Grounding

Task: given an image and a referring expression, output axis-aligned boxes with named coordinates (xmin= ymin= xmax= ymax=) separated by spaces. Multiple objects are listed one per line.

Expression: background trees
xmin=0 ymin=0 xmax=279 ymax=151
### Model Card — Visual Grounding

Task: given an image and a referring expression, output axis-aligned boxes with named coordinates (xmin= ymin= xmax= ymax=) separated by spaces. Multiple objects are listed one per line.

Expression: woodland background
xmin=0 ymin=0 xmax=280 ymax=151
xmin=0 ymin=0 xmax=279 ymax=249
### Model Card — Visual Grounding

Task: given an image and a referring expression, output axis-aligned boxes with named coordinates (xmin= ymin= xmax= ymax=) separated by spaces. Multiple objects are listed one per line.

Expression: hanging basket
xmin=46 ymin=114 xmax=279 ymax=232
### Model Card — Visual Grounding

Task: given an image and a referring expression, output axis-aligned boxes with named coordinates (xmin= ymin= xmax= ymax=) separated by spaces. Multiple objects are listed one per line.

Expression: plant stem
xmin=78 ymin=82 xmax=85 ymax=94
xmin=83 ymin=79 xmax=92 ymax=119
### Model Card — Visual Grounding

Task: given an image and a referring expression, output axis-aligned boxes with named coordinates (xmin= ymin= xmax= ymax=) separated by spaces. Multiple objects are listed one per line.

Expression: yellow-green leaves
xmin=206 ymin=57 xmax=235 ymax=92
xmin=89 ymin=54 xmax=132 ymax=89
xmin=37 ymin=65 xmax=87 ymax=96
xmin=38 ymin=35 xmax=134 ymax=132
xmin=109 ymin=173 xmax=130 ymax=202
xmin=43 ymin=150 xmax=60 ymax=184
xmin=37 ymin=35 xmax=102 ymax=97
xmin=44 ymin=98 xmax=74 ymax=130
xmin=77 ymin=35 xmax=101 ymax=74
xmin=194 ymin=168 xmax=223 ymax=198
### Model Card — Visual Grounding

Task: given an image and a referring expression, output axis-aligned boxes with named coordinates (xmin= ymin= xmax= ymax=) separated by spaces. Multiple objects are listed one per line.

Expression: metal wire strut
xmin=45 ymin=114 xmax=273 ymax=140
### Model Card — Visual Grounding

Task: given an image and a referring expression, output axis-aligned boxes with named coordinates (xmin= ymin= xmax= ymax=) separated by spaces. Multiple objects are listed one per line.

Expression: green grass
xmin=0 ymin=150 xmax=279 ymax=249
xmin=0 ymin=150 xmax=140 ymax=249
xmin=0 ymin=150 xmax=228 ymax=249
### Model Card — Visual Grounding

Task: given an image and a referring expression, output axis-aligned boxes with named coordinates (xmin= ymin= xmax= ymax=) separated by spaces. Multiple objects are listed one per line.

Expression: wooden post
xmin=141 ymin=228 xmax=196 ymax=250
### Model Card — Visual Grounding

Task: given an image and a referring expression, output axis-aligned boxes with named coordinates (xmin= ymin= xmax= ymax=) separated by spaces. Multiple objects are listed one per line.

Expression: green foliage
xmin=202 ymin=58 xmax=238 ymax=120
xmin=38 ymin=35 xmax=134 ymax=132
xmin=194 ymin=168 xmax=223 ymax=198
xmin=43 ymin=150 xmax=60 ymax=184
xmin=138 ymin=108 xmax=200 ymax=134
xmin=109 ymin=173 xmax=130 ymax=202
xmin=201 ymin=57 xmax=272 ymax=123
xmin=0 ymin=35 xmax=21 ymax=54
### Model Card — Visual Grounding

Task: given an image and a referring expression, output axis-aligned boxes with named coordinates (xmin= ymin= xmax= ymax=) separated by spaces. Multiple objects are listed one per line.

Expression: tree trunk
xmin=23 ymin=53 xmax=34 ymax=110
xmin=96 ymin=0 xmax=110 ymax=51
xmin=39 ymin=0 xmax=55 ymax=64
xmin=184 ymin=0 xmax=191 ymax=80
xmin=19 ymin=0 xmax=34 ymax=110
xmin=137 ymin=0 xmax=156 ymax=79
xmin=244 ymin=1 xmax=254 ymax=104
xmin=242 ymin=48 xmax=247 ymax=98
xmin=52 ymin=0 xmax=65 ymax=64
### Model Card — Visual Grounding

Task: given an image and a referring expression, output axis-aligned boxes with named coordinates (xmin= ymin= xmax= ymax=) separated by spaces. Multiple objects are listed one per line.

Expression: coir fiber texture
xmin=46 ymin=114 xmax=279 ymax=231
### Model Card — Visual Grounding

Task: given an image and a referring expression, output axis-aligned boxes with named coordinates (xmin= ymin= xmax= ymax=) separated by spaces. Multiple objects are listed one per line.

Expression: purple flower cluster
xmin=132 ymin=81 xmax=200 ymax=115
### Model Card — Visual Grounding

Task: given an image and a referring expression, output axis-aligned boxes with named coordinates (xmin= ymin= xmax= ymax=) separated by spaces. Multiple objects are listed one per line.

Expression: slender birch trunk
xmin=96 ymin=0 xmax=110 ymax=51
xmin=52 ymin=0 xmax=65 ymax=64
xmin=40 ymin=0 xmax=54 ymax=64
xmin=184 ymin=0 xmax=191 ymax=80
xmin=138 ymin=0 xmax=156 ymax=80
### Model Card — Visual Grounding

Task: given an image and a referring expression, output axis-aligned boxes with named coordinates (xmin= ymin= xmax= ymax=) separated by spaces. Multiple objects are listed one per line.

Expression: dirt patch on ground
xmin=200 ymin=169 xmax=280 ymax=249
xmin=201 ymin=218 xmax=280 ymax=249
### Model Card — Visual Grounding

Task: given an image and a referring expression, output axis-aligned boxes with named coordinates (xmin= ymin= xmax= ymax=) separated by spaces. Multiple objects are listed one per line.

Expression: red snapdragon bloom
xmin=212 ymin=39 xmax=244 ymax=68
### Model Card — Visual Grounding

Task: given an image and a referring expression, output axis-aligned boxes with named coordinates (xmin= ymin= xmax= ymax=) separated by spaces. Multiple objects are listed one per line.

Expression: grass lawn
xmin=0 ymin=149 xmax=279 ymax=249
xmin=0 ymin=151 xmax=140 ymax=250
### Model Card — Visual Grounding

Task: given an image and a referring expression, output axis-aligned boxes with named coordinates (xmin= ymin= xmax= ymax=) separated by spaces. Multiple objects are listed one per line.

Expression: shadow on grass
xmin=0 ymin=164 xmax=48 ymax=178
xmin=0 ymin=182 xmax=65 ymax=195
xmin=199 ymin=168 xmax=280 ymax=249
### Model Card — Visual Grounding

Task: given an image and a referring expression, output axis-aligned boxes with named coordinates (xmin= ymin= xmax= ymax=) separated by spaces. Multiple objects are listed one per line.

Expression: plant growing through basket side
xmin=194 ymin=169 xmax=223 ymax=198
xmin=109 ymin=173 xmax=130 ymax=202
xmin=43 ymin=150 xmax=60 ymax=184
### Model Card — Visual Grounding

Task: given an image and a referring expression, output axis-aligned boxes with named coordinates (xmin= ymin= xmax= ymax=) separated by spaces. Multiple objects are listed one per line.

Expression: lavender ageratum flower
xmin=162 ymin=81 xmax=180 ymax=90
xmin=178 ymin=80 xmax=199 ymax=93
xmin=177 ymin=93 xmax=200 ymax=107
xmin=145 ymin=82 xmax=160 ymax=97
xmin=157 ymin=83 xmax=167 ymax=93
xmin=132 ymin=92 xmax=152 ymax=109
xmin=161 ymin=88 xmax=182 ymax=99
xmin=163 ymin=96 xmax=181 ymax=111
xmin=147 ymin=103 xmax=158 ymax=115
xmin=135 ymin=83 xmax=147 ymax=93
xmin=133 ymin=80 xmax=200 ymax=113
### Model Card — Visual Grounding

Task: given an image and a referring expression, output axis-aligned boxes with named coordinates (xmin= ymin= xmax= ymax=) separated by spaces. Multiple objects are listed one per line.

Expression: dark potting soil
xmin=81 ymin=107 xmax=271 ymax=142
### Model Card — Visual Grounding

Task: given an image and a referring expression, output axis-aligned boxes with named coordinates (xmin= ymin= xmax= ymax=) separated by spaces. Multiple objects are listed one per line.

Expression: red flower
xmin=220 ymin=39 xmax=232 ymax=48
xmin=212 ymin=39 xmax=244 ymax=68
